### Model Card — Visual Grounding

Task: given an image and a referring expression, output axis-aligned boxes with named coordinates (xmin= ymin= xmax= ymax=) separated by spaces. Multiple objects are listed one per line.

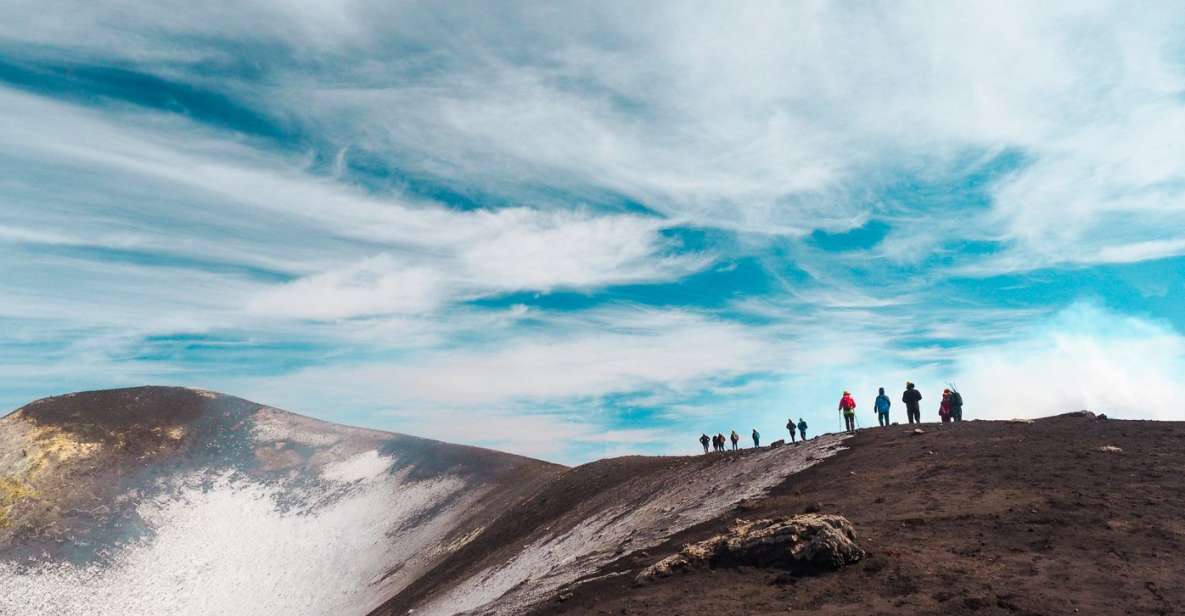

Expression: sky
xmin=2 ymin=1 xmax=1184 ymax=464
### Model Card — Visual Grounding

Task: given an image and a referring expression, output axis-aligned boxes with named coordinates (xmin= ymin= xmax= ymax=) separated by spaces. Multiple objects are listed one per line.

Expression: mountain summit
xmin=0 ymin=387 xmax=562 ymax=615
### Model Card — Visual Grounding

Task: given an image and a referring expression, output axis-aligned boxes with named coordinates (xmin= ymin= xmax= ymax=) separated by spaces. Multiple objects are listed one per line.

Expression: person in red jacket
xmin=939 ymin=389 xmax=952 ymax=423
xmin=838 ymin=390 xmax=857 ymax=432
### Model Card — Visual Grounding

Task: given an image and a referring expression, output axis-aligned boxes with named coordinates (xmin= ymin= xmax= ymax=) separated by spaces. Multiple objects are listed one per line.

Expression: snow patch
xmin=0 ymin=470 xmax=471 ymax=616
xmin=322 ymin=450 xmax=393 ymax=483
xmin=252 ymin=408 xmax=341 ymax=447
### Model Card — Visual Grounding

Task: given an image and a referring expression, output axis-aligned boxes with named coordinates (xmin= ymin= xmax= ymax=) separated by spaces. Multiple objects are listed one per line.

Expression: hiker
xmin=902 ymin=382 xmax=923 ymax=424
xmin=730 ymin=430 xmax=739 ymax=451
xmin=786 ymin=418 xmax=797 ymax=443
xmin=874 ymin=387 xmax=891 ymax=427
xmin=797 ymin=417 xmax=808 ymax=441
xmin=949 ymin=387 xmax=964 ymax=422
xmin=939 ymin=389 xmax=952 ymax=423
xmin=838 ymin=390 xmax=857 ymax=433
xmin=752 ymin=428 xmax=761 ymax=448
xmin=700 ymin=433 xmax=710 ymax=454
xmin=717 ymin=432 xmax=727 ymax=452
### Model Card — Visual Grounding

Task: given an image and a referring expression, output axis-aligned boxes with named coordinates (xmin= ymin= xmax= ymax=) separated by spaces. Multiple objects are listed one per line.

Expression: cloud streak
xmin=2 ymin=1 xmax=1185 ymax=461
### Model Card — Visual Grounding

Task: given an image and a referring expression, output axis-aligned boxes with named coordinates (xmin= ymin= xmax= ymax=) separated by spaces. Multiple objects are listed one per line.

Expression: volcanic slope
xmin=535 ymin=414 xmax=1185 ymax=616
xmin=0 ymin=387 xmax=850 ymax=616
xmin=0 ymin=387 xmax=563 ymax=616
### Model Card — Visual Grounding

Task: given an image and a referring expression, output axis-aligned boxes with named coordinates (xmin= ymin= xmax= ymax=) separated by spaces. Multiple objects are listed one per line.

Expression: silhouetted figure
xmin=940 ymin=389 xmax=952 ymax=423
xmin=903 ymin=382 xmax=923 ymax=424
xmin=797 ymin=418 xmax=808 ymax=441
xmin=786 ymin=418 xmax=797 ymax=442
xmin=730 ymin=430 xmax=739 ymax=451
xmin=751 ymin=428 xmax=761 ymax=448
xmin=700 ymin=433 xmax=710 ymax=454
xmin=717 ymin=433 xmax=727 ymax=452
xmin=875 ymin=387 xmax=891 ymax=427
xmin=838 ymin=391 xmax=857 ymax=432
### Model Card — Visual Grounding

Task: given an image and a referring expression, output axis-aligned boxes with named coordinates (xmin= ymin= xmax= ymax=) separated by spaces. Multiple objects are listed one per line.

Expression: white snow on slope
xmin=322 ymin=449 xmax=395 ymax=483
xmin=0 ymin=466 xmax=471 ymax=616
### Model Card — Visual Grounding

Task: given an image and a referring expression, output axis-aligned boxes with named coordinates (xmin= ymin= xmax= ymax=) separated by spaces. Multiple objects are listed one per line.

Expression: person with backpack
xmin=797 ymin=417 xmax=808 ymax=441
xmin=751 ymin=428 xmax=761 ymax=448
xmin=949 ymin=388 xmax=964 ymax=421
xmin=874 ymin=387 xmax=891 ymax=427
xmin=939 ymin=389 xmax=952 ymax=423
xmin=838 ymin=391 xmax=857 ymax=432
xmin=699 ymin=433 xmax=710 ymax=454
xmin=730 ymin=430 xmax=740 ymax=451
xmin=902 ymin=382 xmax=923 ymax=424
xmin=717 ymin=433 xmax=727 ymax=452
xmin=786 ymin=418 xmax=797 ymax=443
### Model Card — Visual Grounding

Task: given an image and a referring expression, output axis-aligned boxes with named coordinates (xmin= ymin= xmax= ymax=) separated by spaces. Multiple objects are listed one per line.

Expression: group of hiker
xmin=839 ymin=383 xmax=965 ymax=432
xmin=701 ymin=429 xmax=760 ymax=452
xmin=699 ymin=418 xmax=810 ymax=454
xmin=698 ymin=383 xmax=966 ymax=452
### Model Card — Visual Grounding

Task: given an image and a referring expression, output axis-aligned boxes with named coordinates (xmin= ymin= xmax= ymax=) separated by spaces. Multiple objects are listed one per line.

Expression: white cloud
xmin=0 ymin=85 xmax=708 ymax=325
xmin=949 ymin=305 xmax=1185 ymax=420
xmin=3 ymin=1 xmax=1185 ymax=463
xmin=242 ymin=309 xmax=776 ymax=409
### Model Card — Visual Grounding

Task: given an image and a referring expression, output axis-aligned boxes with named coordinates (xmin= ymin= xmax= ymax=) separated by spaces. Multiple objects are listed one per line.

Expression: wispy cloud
xmin=2 ymin=1 xmax=1185 ymax=461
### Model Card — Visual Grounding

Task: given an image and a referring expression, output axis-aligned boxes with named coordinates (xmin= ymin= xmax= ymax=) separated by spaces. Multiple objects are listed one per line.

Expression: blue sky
xmin=2 ymin=2 xmax=1184 ymax=463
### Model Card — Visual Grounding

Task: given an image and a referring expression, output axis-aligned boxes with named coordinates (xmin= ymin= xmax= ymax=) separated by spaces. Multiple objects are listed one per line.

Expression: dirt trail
xmin=536 ymin=414 xmax=1185 ymax=615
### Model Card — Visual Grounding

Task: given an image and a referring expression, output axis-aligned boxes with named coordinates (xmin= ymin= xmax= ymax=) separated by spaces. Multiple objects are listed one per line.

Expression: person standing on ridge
xmin=949 ymin=387 xmax=964 ymax=422
xmin=939 ymin=389 xmax=952 ymax=423
xmin=700 ymin=433 xmax=710 ymax=454
xmin=838 ymin=390 xmax=857 ymax=433
xmin=752 ymin=428 xmax=761 ymax=448
xmin=717 ymin=432 xmax=727 ymax=452
xmin=730 ymin=430 xmax=740 ymax=451
xmin=786 ymin=418 xmax=797 ymax=443
xmin=797 ymin=417 xmax=808 ymax=441
xmin=874 ymin=387 xmax=892 ymax=427
xmin=903 ymin=382 xmax=923 ymax=424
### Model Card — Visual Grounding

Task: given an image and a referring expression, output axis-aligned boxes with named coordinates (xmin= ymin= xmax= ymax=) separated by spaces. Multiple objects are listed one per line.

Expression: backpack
xmin=950 ymin=391 xmax=963 ymax=407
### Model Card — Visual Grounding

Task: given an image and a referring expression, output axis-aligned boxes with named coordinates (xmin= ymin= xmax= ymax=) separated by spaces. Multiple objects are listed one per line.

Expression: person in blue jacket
xmin=797 ymin=417 xmax=808 ymax=441
xmin=874 ymin=387 xmax=892 ymax=427
xmin=751 ymin=428 xmax=761 ymax=448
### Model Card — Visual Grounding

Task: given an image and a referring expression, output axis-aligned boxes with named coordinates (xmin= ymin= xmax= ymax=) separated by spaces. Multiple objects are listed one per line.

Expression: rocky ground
xmin=534 ymin=413 xmax=1185 ymax=616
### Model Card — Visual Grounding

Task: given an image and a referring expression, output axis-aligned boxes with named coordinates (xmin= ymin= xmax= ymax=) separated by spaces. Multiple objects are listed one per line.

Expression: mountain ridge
xmin=0 ymin=386 xmax=847 ymax=616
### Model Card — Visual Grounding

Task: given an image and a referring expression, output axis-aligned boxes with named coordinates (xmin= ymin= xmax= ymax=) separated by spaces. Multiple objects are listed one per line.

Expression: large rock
xmin=637 ymin=514 xmax=863 ymax=583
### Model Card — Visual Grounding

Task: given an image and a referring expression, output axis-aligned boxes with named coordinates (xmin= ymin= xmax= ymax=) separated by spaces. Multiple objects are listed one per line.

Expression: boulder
xmin=769 ymin=439 xmax=785 ymax=448
xmin=636 ymin=514 xmax=863 ymax=583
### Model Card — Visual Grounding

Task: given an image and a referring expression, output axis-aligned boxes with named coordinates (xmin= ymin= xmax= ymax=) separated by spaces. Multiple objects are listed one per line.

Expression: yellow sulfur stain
xmin=24 ymin=426 xmax=102 ymax=475
xmin=0 ymin=477 xmax=34 ymax=529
